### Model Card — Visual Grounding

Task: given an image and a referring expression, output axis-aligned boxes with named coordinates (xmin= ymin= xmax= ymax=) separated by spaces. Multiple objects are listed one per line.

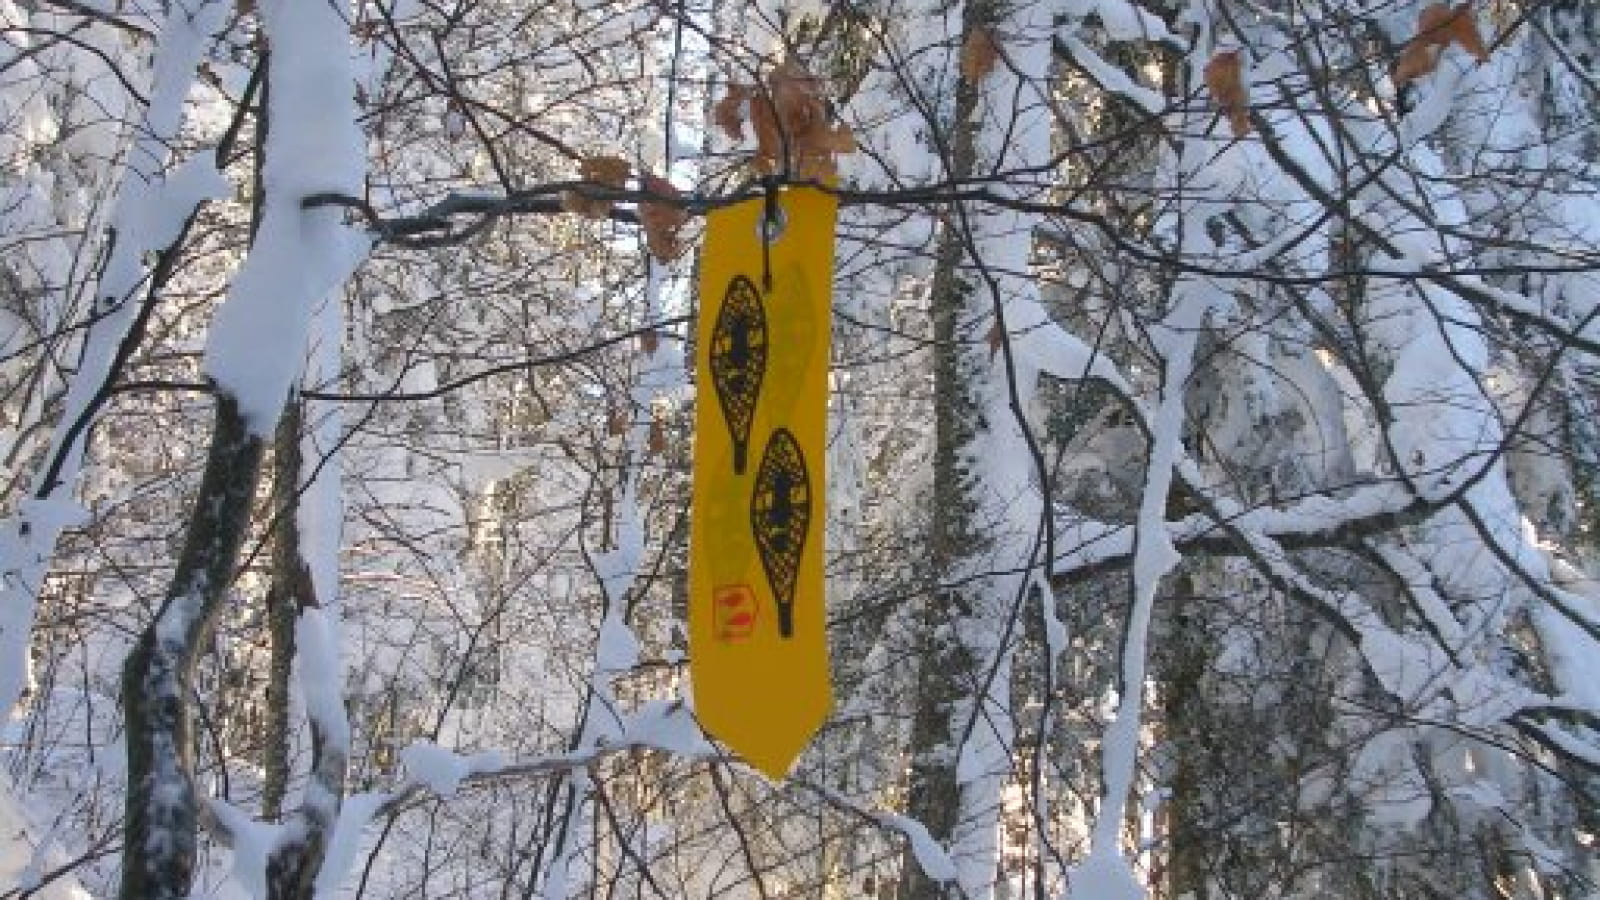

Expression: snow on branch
xmin=200 ymin=0 xmax=369 ymax=434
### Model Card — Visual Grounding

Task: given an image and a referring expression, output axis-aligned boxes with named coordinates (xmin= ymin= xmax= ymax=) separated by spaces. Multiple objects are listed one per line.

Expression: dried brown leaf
xmin=581 ymin=155 xmax=631 ymax=187
xmin=562 ymin=189 xmax=614 ymax=219
xmin=821 ymin=124 xmax=856 ymax=155
xmin=564 ymin=155 xmax=631 ymax=220
xmin=769 ymin=61 xmax=827 ymax=137
xmin=639 ymin=173 xmax=688 ymax=262
xmin=742 ymin=60 xmax=854 ymax=179
xmin=714 ymin=84 xmax=753 ymax=141
xmin=560 ymin=191 xmax=608 ymax=219
xmin=961 ymin=28 xmax=1002 ymax=82
xmin=648 ymin=415 xmax=667 ymax=455
xmin=1440 ymin=2 xmax=1489 ymax=61
xmin=796 ymin=156 xmax=838 ymax=182
xmin=1416 ymin=2 xmax=1453 ymax=39
xmin=1392 ymin=41 xmax=1439 ymax=88
xmin=1396 ymin=2 xmax=1489 ymax=88
xmin=748 ymin=88 xmax=782 ymax=173
xmin=1204 ymin=50 xmax=1251 ymax=137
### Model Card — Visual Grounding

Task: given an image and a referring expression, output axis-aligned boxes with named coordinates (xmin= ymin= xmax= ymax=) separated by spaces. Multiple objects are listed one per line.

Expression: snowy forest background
xmin=0 ymin=0 xmax=1598 ymax=897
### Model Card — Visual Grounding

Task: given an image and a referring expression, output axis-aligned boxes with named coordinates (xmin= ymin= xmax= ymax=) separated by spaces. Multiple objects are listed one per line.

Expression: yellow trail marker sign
xmin=689 ymin=186 xmax=836 ymax=780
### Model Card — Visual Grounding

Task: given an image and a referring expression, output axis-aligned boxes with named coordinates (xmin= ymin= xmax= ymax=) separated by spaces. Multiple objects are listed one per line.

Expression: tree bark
xmin=899 ymin=2 xmax=991 ymax=895
xmin=260 ymin=393 xmax=350 ymax=899
xmin=120 ymin=393 xmax=266 ymax=900
xmin=261 ymin=398 xmax=302 ymax=822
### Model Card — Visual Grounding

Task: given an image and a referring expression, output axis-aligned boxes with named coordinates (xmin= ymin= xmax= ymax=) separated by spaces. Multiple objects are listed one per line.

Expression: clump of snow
xmin=1064 ymin=0 xmax=1177 ymax=43
xmin=1056 ymin=35 xmax=1165 ymax=113
xmin=207 ymin=797 xmax=279 ymax=900
xmin=142 ymin=0 xmax=230 ymax=140
xmin=398 ymin=742 xmax=506 ymax=798
xmin=120 ymin=152 xmax=231 ymax=252
xmin=1348 ymin=729 xmax=1431 ymax=831
xmin=295 ymin=608 xmax=350 ymax=748
xmin=879 ymin=814 xmax=956 ymax=883
xmin=622 ymin=701 xmax=713 ymax=756
xmin=313 ymin=791 xmax=387 ymax=896
xmin=201 ymin=0 xmax=370 ymax=432
xmin=1066 ymin=846 xmax=1144 ymax=900
xmin=1005 ymin=292 xmax=1131 ymax=393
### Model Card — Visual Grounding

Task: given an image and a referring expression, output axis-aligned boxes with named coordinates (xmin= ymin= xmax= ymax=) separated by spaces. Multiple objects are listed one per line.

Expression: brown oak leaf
xmin=961 ymin=28 xmax=1002 ymax=83
xmin=1443 ymin=4 xmax=1490 ymax=62
xmin=1394 ymin=3 xmax=1489 ymax=89
xmin=714 ymin=83 xmax=753 ymax=141
xmin=1204 ymin=50 xmax=1250 ymax=137
xmin=735 ymin=60 xmax=854 ymax=180
xmin=583 ymin=155 xmax=632 ymax=186
xmin=638 ymin=173 xmax=688 ymax=262
xmin=648 ymin=413 xmax=668 ymax=455
xmin=756 ymin=61 xmax=826 ymax=172
xmin=562 ymin=154 xmax=632 ymax=220
xmin=1392 ymin=40 xmax=1439 ymax=87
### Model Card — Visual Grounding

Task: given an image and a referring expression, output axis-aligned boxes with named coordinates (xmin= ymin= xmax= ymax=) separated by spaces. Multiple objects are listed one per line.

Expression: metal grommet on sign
xmin=758 ymin=204 xmax=788 ymax=244
xmin=760 ymin=181 xmax=783 ymax=291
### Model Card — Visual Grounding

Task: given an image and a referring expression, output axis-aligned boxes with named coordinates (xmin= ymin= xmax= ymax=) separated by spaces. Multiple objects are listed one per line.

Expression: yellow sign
xmin=688 ymin=186 xmax=836 ymax=780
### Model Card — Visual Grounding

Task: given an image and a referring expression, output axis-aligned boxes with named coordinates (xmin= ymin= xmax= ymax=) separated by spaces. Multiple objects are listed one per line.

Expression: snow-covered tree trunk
xmin=119 ymin=393 xmax=266 ymax=900
xmin=900 ymin=4 xmax=987 ymax=884
xmin=903 ymin=1 xmax=1059 ymax=895
xmin=259 ymin=339 xmax=352 ymax=900
xmin=895 ymin=2 xmax=1003 ymax=895
xmin=118 ymin=0 xmax=365 ymax=892
xmin=261 ymin=400 xmax=304 ymax=823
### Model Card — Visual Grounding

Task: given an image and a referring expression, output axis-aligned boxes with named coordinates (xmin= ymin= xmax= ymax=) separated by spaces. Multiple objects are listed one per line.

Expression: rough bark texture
xmin=898 ymin=3 xmax=990 ymax=895
xmin=261 ymin=399 xmax=302 ymax=821
xmin=120 ymin=393 xmax=267 ymax=900
xmin=1160 ymin=578 xmax=1208 ymax=900
xmin=262 ymin=395 xmax=348 ymax=900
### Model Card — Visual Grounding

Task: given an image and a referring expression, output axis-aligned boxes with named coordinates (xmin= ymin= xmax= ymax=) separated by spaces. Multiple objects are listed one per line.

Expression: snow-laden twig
xmin=797 ymin=781 xmax=958 ymax=884
xmin=1067 ymin=276 xmax=1212 ymax=900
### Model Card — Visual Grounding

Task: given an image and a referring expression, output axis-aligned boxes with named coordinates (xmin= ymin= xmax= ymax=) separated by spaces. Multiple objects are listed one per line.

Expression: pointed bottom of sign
xmin=697 ymin=685 xmax=831 ymax=781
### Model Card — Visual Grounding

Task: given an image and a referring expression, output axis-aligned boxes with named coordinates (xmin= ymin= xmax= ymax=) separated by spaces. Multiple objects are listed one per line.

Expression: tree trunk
xmin=261 ymin=392 xmax=350 ymax=899
xmin=261 ymin=399 xmax=302 ymax=822
xmin=899 ymin=2 xmax=991 ymax=895
xmin=120 ymin=393 xmax=267 ymax=900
